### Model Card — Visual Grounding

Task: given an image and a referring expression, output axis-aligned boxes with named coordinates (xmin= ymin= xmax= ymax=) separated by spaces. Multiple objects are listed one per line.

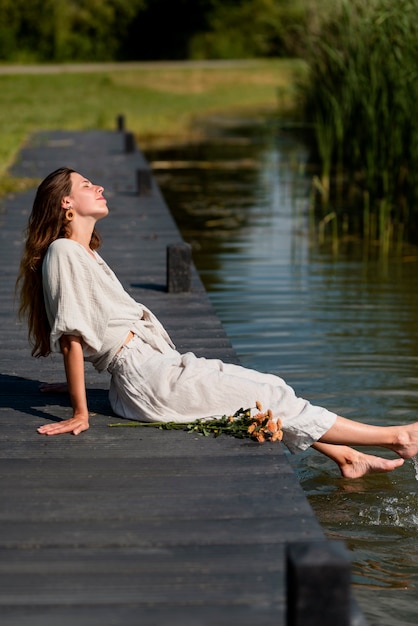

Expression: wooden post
xmin=124 ymin=131 xmax=135 ymax=153
xmin=116 ymin=114 xmax=125 ymax=132
xmin=167 ymin=243 xmax=192 ymax=293
xmin=286 ymin=541 xmax=351 ymax=626
xmin=136 ymin=168 xmax=153 ymax=196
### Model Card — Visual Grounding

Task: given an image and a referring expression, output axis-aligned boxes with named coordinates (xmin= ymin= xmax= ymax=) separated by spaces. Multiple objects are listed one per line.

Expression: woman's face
xmin=65 ymin=172 xmax=108 ymax=221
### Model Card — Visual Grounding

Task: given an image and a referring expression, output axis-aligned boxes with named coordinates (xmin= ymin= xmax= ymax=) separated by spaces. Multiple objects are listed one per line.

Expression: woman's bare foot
xmin=312 ymin=442 xmax=405 ymax=478
xmin=39 ymin=382 xmax=69 ymax=394
xmin=338 ymin=449 xmax=404 ymax=479
xmin=390 ymin=424 xmax=418 ymax=459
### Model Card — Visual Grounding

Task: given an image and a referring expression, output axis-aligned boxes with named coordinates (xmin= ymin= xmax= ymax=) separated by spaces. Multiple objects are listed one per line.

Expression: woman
xmin=16 ymin=168 xmax=418 ymax=478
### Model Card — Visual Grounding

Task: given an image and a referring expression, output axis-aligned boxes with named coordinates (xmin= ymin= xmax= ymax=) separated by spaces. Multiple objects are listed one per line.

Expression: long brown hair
xmin=16 ymin=167 xmax=102 ymax=357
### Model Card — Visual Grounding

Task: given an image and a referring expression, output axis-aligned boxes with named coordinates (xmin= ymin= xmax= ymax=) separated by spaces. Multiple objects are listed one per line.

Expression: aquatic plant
xmin=299 ymin=0 xmax=418 ymax=250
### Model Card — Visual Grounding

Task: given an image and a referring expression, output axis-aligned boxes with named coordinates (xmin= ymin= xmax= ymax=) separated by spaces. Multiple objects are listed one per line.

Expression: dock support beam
xmin=124 ymin=131 xmax=136 ymax=153
xmin=136 ymin=168 xmax=153 ymax=196
xmin=167 ymin=243 xmax=192 ymax=293
xmin=286 ymin=540 xmax=351 ymax=626
xmin=116 ymin=114 xmax=126 ymax=132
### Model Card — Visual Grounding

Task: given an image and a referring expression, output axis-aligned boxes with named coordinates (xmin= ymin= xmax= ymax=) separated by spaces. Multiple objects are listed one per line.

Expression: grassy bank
xmin=0 ymin=59 xmax=304 ymax=192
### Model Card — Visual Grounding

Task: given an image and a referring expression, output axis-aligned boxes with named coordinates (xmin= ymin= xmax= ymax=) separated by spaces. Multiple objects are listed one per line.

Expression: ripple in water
xmin=149 ymin=118 xmax=418 ymax=626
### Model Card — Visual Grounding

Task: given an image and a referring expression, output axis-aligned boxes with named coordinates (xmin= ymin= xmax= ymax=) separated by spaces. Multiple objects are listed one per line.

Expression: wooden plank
xmin=0 ymin=128 xmax=363 ymax=626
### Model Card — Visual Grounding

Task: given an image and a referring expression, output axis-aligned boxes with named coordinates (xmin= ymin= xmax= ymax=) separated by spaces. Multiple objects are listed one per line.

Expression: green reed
xmin=299 ymin=0 xmax=418 ymax=252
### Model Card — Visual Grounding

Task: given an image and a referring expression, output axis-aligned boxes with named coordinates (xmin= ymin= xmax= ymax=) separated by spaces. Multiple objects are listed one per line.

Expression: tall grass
xmin=298 ymin=0 xmax=418 ymax=250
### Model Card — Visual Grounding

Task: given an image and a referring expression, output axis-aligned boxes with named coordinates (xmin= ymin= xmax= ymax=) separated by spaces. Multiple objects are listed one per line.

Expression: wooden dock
xmin=0 ymin=127 xmax=366 ymax=625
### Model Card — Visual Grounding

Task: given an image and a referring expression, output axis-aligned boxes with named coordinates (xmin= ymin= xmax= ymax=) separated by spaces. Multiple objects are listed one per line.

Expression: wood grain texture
xmin=0 ymin=129 xmax=364 ymax=625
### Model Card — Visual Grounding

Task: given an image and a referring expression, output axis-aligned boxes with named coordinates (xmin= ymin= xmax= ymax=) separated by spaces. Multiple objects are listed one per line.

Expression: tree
xmin=189 ymin=0 xmax=315 ymax=59
xmin=121 ymin=0 xmax=216 ymax=60
xmin=0 ymin=0 xmax=145 ymax=62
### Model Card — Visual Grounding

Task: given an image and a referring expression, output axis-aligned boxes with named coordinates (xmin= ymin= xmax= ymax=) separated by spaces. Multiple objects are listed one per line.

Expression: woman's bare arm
xmin=37 ymin=335 xmax=90 ymax=436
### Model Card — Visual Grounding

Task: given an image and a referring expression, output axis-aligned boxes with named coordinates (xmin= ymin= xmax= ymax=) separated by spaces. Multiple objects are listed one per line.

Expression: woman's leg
xmin=312 ymin=442 xmax=405 ymax=478
xmin=318 ymin=415 xmax=418 ymax=460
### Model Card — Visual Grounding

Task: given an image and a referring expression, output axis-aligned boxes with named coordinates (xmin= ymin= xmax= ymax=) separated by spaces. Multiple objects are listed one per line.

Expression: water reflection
xmin=145 ymin=116 xmax=418 ymax=625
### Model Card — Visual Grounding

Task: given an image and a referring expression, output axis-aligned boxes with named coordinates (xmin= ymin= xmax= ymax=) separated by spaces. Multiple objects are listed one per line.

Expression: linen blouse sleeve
xmin=42 ymin=240 xmax=110 ymax=355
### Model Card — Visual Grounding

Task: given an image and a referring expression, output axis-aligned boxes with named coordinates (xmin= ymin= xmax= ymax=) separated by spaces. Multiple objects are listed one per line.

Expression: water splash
xmin=412 ymin=455 xmax=418 ymax=481
xmin=359 ymin=497 xmax=418 ymax=528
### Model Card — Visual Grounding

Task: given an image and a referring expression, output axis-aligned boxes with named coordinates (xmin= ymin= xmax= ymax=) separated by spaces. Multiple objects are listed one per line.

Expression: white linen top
xmin=42 ymin=238 xmax=174 ymax=372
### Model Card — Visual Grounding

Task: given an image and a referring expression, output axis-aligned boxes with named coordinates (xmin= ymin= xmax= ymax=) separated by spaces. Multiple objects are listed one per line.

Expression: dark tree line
xmin=0 ymin=0 xmax=318 ymax=62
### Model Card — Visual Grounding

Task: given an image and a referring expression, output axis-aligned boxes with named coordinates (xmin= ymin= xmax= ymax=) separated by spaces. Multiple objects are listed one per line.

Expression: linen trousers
xmin=108 ymin=335 xmax=337 ymax=453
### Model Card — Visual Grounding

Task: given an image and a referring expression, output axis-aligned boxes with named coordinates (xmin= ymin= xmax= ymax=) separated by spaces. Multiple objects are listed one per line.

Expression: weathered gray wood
xmin=0 ymin=128 xmax=366 ymax=625
xmin=167 ymin=242 xmax=192 ymax=292
xmin=286 ymin=541 xmax=351 ymax=626
xmin=116 ymin=113 xmax=126 ymax=132
xmin=124 ymin=130 xmax=136 ymax=153
xmin=136 ymin=167 xmax=153 ymax=195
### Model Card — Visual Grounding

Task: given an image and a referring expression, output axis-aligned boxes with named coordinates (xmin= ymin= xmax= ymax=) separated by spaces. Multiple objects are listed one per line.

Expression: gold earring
xmin=65 ymin=207 xmax=74 ymax=221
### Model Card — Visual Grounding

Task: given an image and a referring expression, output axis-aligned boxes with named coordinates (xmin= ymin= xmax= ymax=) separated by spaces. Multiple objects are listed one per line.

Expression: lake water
xmin=145 ymin=116 xmax=418 ymax=626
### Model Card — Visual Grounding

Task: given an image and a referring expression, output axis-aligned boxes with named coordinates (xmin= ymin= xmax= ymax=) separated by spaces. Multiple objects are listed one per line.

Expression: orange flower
xmin=247 ymin=423 xmax=257 ymax=434
xmin=254 ymin=431 xmax=266 ymax=443
xmin=265 ymin=419 xmax=277 ymax=433
xmin=255 ymin=400 xmax=263 ymax=412
xmin=254 ymin=412 xmax=265 ymax=424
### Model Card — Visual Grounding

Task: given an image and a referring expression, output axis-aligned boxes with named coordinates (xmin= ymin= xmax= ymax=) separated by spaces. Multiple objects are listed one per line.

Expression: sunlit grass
xmin=0 ymin=59 xmax=304 ymax=192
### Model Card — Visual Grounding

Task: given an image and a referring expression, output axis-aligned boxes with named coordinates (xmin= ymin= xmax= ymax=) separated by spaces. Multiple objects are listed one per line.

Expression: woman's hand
xmin=37 ymin=412 xmax=89 ymax=436
xmin=37 ymin=335 xmax=89 ymax=437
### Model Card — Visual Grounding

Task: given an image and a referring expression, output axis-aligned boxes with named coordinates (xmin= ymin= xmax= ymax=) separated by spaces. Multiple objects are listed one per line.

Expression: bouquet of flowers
xmin=109 ymin=401 xmax=283 ymax=443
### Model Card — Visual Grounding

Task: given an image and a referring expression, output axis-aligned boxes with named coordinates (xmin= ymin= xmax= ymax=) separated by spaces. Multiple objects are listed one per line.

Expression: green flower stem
xmin=107 ymin=407 xmax=283 ymax=443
